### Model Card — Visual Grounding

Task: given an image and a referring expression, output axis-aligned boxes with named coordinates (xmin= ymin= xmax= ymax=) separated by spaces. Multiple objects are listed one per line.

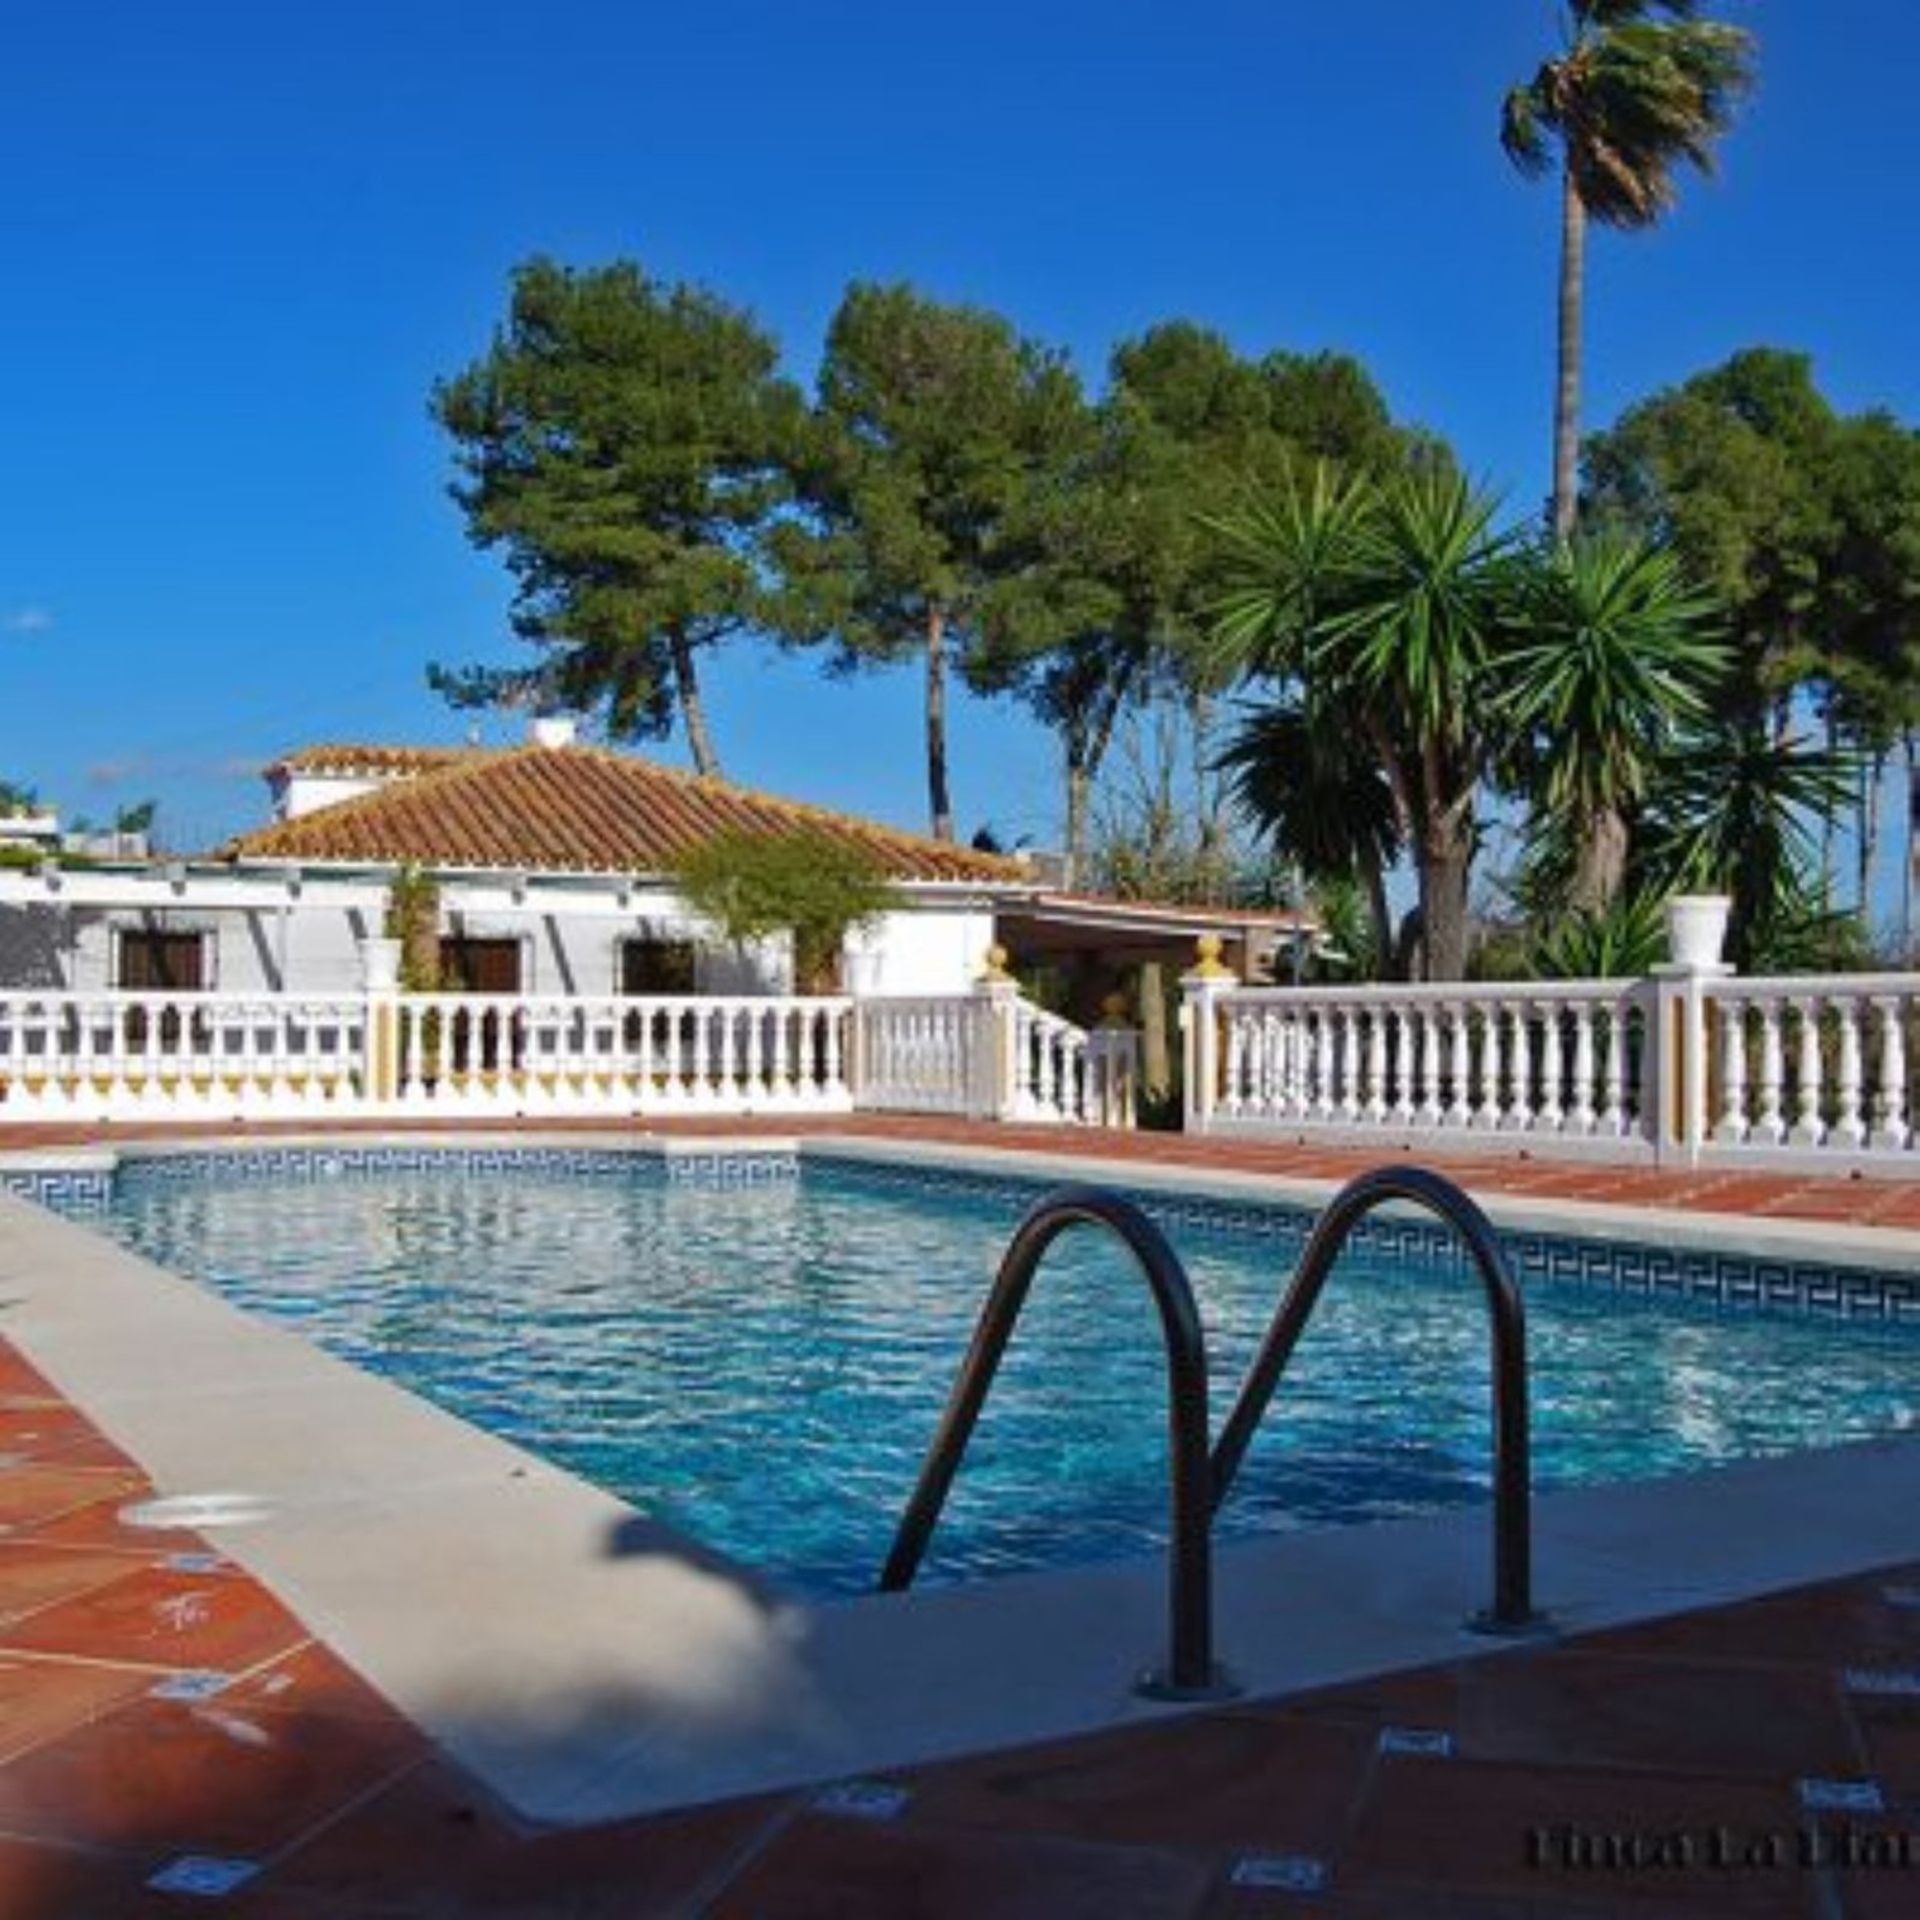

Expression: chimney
xmin=529 ymin=716 xmax=578 ymax=750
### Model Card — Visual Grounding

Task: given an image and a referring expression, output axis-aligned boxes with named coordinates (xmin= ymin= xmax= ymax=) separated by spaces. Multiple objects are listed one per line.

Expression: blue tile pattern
xmin=0 ymin=1167 xmax=111 ymax=1211
xmin=808 ymin=1152 xmax=1920 ymax=1323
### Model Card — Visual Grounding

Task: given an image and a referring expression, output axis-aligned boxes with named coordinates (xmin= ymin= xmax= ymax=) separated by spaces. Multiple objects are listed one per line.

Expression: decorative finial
xmin=1099 ymin=992 xmax=1131 ymax=1028
xmin=1190 ymin=933 xmax=1234 ymax=980
xmin=978 ymin=943 xmax=1013 ymax=982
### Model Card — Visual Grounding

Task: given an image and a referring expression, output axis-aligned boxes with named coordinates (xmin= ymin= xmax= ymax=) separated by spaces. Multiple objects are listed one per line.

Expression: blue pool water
xmin=74 ymin=1154 xmax=1920 ymax=1598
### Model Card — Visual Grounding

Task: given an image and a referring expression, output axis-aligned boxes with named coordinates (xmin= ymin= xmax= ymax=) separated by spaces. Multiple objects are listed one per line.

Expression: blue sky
xmin=2 ymin=1 xmax=1914 ymax=879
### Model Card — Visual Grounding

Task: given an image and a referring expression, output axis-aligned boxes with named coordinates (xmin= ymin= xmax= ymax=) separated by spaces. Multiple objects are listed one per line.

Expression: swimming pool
xmin=59 ymin=1148 xmax=1920 ymax=1599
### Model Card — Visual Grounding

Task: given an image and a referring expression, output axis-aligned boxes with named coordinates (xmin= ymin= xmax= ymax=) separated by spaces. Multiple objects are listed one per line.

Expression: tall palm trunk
xmin=1569 ymin=804 xmax=1630 ymax=916
xmin=667 ymin=627 xmax=721 ymax=779
xmin=925 ymin=606 xmax=953 ymax=841
xmin=1362 ymin=860 xmax=1393 ymax=982
xmin=1418 ymin=822 xmax=1474 ymax=982
xmin=1858 ymin=748 xmax=1885 ymax=918
xmin=1550 ymin=165 xmax=1587 ymax=546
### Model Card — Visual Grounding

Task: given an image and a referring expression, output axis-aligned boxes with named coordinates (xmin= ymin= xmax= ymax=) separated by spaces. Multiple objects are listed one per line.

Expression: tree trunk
xmin=1819 ymin=705 xmax=1840 ymax=908
xmin=1138 ymin=959 xmax=1170 ymax=1109
xmin=1063 ymin=754 xmax=1089 ymax=891
xmin=1857 ymin=747 xmax=1884 ymax=919
xmin=668 ymin=628 xmax=721 ymax=779
xmin=925 ymin=607 xmax=953 ymax=841
xmin=1549 ymin=164 xmax=1587 ymax=546
xmin=1417 ymin=823 xmax=1474 ymax=982
xmin=1569 ymin=804 xmax=1630 ymax=915
xmin=1905 ymin=731 xmax=1918 ymax=959
xmin=1363 ymin=860 xmax=1392 ymax=982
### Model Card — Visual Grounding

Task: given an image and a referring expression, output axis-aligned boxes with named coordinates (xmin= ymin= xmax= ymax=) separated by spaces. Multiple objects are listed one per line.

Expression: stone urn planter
xmin=1663 ymin=893 xmax=1732 ymax=970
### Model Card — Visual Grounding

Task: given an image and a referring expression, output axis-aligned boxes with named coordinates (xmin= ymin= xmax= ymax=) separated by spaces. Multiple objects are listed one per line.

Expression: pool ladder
xmin=878 ymin=1166 xmax=1545 ymax=1699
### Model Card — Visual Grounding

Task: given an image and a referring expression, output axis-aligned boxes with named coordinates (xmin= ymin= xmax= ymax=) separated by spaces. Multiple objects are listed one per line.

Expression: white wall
xmin=846 ymin=905 xmax=996 ymax=996
xmin=0 ymin=873 xmax=999 ymax=999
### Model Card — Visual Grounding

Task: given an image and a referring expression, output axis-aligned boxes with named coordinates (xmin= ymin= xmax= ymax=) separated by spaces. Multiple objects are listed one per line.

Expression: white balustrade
xmin=390 ymin=993 xmax=855 ymax=1116
xmin=854 ymin=996 xmax=979 ymax=1115
xmin=1207 ymin=980 xmax=1655 ymax=1157
xmin=0 ymin=992 xmax=367 ymax=1120
xmin=1705 ymin=977 xmax=1919 ymax=1167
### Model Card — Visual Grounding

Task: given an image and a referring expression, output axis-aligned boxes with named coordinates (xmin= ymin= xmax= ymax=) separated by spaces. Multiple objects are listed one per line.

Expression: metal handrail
xmin=1210 ymin=1165 xmax=1543 ymax=1635
xmin=879 ymin=1183 xmax=1231 ymax=1699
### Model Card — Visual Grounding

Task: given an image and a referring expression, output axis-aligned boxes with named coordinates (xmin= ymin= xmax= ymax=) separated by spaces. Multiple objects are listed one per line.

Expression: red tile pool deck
xmin=4 ymin=1118 xmax=1920 ymax=1914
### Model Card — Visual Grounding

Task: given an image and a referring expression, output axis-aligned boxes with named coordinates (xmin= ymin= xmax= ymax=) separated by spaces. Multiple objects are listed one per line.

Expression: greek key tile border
xmin=11 ymin=1144 xmax=801 ymax=1209
xmin=806 ymin=1153 xmax=1920 ymax=1324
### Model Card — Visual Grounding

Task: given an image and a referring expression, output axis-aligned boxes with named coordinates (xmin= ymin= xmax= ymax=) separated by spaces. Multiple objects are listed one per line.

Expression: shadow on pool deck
xmin=5 ymin=1335 xmax=1920 ymax=1918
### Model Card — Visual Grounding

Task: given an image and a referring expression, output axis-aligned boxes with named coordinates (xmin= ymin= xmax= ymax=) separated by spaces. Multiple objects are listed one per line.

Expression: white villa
xmin=0 ymin=719 xmax=1305 ymax=1002
xmin=0 ymin=721 xmax=1309 ymax=1129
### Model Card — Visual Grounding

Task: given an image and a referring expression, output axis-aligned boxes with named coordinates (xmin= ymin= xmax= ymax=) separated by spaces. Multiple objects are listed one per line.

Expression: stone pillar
xmin=359 ymin=937 xmax=403 ymax=1109
xmin=972 ymin=946 xmax=1022 ymax=1122
xmin=1180 ymin=935 xmax=1237 ymax=1134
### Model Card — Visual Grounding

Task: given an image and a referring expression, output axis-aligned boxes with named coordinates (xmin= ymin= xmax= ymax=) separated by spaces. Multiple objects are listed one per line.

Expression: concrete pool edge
xmin=2 ymin=1136 xmax=1918 ymax=1827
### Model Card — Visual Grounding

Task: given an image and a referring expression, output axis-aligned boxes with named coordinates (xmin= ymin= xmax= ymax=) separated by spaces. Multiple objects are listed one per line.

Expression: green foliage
xmin=1497 ymin=535 xmax=1725 ymax=823
xmin=1529 ymin=892 xmax=1668 ymax=980
xmin=1638 ymin=724 xmax=1861 ymax=969
xmin=1208 ymin=465 xmax=1517 ymax=979
xmin=431 ymin=257 xmax=804 ymax=774
xmin=1584 ymin=349 xmax=1850 ymax=722
xmin=670 ymin=829 xmax=900 ymax=992
xmin=0 ymin=779 xmax=39 ymax=814
xmin=382 ymin=865 xmax=443 ymax=992
xmin=1502 ymin=3 xmax=1756 ymax=230
xmin=771 ymin=282 xmax=1084 ymax=838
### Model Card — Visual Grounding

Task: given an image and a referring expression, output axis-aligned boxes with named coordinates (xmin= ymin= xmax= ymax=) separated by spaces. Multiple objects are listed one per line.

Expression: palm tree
xmin=1497 ymin=531 xmax=1727 ymax=911
xmin=1502 ymin=2 xmax=1755 ymax=544
xmin=1217 ymin=695 xmax=1404 ymax=972
xmin=1211 ymin=466 xmax=1514 ymax=981
xmin=1640 ymin=723 xmax=1859 ymax=970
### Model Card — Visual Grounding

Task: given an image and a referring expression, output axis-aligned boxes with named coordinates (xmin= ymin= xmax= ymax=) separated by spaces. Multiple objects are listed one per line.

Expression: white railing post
xmin=1181 ymin=935 xmax=1236 ymax=1134
xmin=971 ymin=948 xmax=1024 ymax=1122
xmin=358 ymin=937 xmax=402 ymax=1111
xmin=1649 ymin=956 xmax=1733 ymax=1168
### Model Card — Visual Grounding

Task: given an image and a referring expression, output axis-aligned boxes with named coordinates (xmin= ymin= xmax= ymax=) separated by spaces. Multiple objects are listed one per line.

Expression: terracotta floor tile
xmin=1450 ymin=1649 xmax=1865 ymax=1780
xmin=0 ymin=1541 xmax=156 ymax=1629
xmin=225 ymin=1640 xmax=413 ymax=1725
xmin=0 ymin=1834 xmax=165 ymax=1920
xmin=2 ymin=1562 xmax=308 ymax=1671
xmin=707 ymin=1815 xmax=1212 ymax=1920
xmin=1250 ymin=1660 xmax=1462 ymax=1733
xmin=0 ymin=1346 xmax=63 ymax=1402
xmin=0 ymin=1463 xmax=145 ymax=1532
xmin=0 ymin=1692 xmax=426 ymax=1854
xmin=1342 ymin=1753 xmax=1825 ymax=1915
xmin=18 ymin=1492 xmax=209 ymax=1554
xmin=0 ymin=1651 xmax=156 ymax=1764
xmin=1575 ymin=1583 xmax=1920 ymax=1672
xmin=904 ymin=1707 xmax=1377 ymax=1855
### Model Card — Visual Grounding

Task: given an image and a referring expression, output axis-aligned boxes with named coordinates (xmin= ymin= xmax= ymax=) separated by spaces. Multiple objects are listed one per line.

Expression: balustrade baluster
xmin=1535 ymin=1004 xmax=1563 ymax=1132
xmin=1743 ymin=1003 xmax=1782 ymax=1142
xmin=1714 ymin=997 xmax=1750 ymax=1143
xmin=1568 ymin=1004 xmax=1597 ymax=1134
xmin=1833 ymin=999 xmax=1866 ymax=1149
xmin=1872 ymin=997 xmax=1910 ymax=1151
xmin=1363 ymin=1010 xmax=1388 ymax=1124
xmin=1473 ymin=1008 xmax=1503 ymax=1129
xmin=1789 ymin=998 xmax=1826 ymax=1147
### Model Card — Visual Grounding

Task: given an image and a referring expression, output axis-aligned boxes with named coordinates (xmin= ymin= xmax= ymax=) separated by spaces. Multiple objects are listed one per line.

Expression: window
xmin=115 ymin=929 xmax=208 ymax=992
xmin=620 ymin=938 xmax=697 ymax=996
xmin=437 ymin=937 xmax=523 ymax=994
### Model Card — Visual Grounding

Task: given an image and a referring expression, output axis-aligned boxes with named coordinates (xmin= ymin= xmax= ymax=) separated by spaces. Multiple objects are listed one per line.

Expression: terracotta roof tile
xmin=224 ymin=744 xmax=1026 ymax=885
xmin=268 ymin=744 xmax=482 ymax=778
